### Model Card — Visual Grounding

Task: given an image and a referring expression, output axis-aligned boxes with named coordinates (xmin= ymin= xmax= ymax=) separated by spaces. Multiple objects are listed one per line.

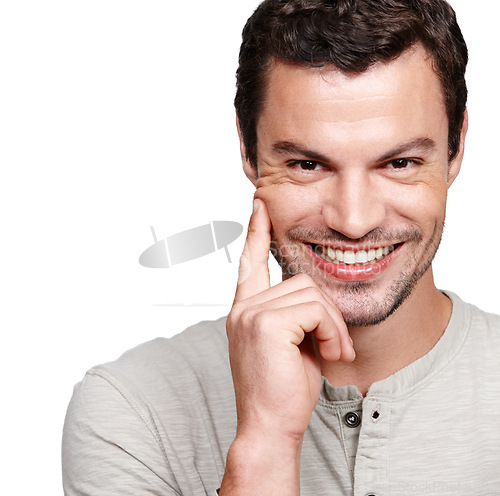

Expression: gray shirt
xmin=62 ymin=292 xmax=500 ymax=495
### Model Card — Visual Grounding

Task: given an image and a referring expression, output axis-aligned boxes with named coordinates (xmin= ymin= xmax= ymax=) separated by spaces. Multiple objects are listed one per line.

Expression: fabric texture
xmin=62 ymin=292 xmax=500 ymax=495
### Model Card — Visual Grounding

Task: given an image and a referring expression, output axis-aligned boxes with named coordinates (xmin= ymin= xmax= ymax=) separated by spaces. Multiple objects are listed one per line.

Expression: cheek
xmin=390 ymin=180 xmax=448 ymax=229
xmin=254 ymin=182 xmax=324 ymax=234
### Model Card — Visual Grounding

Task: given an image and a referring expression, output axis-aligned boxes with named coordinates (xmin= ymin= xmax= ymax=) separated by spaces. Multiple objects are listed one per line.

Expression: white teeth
xmin=336 ymin=249 xmax=344 ymax=262
xmin=355 ymin=250 xmax=368 ymax=263
xmin=343 ymin=250 xmax=356 ymax=264
xmin=315 ymin=244 xmax=396 ymax=265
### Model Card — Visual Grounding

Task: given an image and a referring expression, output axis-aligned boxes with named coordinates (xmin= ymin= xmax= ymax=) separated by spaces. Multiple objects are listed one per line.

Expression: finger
xmin=240 ymin=285 xmax=342 ymax=333
xmin=296 ymin=303 xmax=354 ymax=363
xmin=297 ymin=303 xmax=344 ymax=362
xmin=237 ymin=276 xmax=355 ymax=362
xmin=235 ymin=198 xmax=272 ymax=302
xmin=237 ymin=274 xmax=332 ymax=312
xmin=264 ymin=302 xmax=343 ymax=362
xmin=338 ymin=329 xmax=356 ymax=362
xmin=255 ymin=302 xmax=354 ymax=365
xmin=311 ymin=301 xmax=354 ymax=363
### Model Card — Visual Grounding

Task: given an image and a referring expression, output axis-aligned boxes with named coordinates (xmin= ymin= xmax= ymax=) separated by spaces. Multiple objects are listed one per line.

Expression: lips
xmin=307 ymin=242 xmax=402 ymax=282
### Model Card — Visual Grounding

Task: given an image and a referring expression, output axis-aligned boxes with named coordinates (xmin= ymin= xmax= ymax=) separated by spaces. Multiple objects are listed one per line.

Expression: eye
xmin=289 ymin=160 xmax=326 ymax=171
xmin=386 ymin=158 xmax=418 ymax=170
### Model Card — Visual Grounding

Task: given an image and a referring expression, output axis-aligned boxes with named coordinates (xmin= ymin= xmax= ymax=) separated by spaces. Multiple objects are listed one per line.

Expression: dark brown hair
xmin=235 ymin=0 xmax=468 ymax=167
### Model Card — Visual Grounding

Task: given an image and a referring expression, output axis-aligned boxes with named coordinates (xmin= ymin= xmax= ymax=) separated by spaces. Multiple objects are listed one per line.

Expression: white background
xmin=0 ymin=0 xmax=498 ymax=493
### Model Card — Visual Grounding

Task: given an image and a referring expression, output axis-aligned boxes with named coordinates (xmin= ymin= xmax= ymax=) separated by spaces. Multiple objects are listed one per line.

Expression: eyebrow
xmin=271 ymin=137 xmax=438 ymax=164
xmin=376 ymin=137 xmax=438 ymax=162
xmin=271 ymin=141 xmax=331 ymax=164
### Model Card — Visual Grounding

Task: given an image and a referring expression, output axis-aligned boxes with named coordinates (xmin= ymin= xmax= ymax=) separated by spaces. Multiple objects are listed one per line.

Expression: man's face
xmin=242 ymin=45 xmax=465 ymax=327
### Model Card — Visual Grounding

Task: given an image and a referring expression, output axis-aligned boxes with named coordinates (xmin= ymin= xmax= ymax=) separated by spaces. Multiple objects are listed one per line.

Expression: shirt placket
xmin=337 ymin=404 xmax=363 ymax=481
xmin=353 ymin=398 xmax=391 ymax=496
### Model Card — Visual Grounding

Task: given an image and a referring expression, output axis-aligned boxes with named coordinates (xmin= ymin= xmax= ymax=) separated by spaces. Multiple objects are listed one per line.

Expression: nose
xmin=321 ymin=171 xmax=386 ymax=240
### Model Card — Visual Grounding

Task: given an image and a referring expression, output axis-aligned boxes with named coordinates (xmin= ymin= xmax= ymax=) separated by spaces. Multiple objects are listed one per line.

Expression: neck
xmin=320 ymin=269 xmax=452 ymax=396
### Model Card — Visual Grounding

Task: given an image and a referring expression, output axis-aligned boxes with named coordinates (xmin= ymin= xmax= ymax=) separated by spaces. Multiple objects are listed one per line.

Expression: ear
xmin=236 ymin=116 xmax=259 ymax=186
xmin=447 ymin=108 xmax=468 ymax=187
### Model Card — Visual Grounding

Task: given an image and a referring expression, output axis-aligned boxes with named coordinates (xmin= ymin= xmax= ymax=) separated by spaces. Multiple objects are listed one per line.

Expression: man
xmin=63 ymin=1 xmax=500 ymax=495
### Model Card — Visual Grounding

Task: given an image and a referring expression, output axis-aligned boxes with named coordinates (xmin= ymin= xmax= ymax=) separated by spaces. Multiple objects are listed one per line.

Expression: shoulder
xmin=446 ymin=292 xmax=500 ymax=365
xmin=466 ymin=300 xmax=500 ymax=359
xmin=446 ymin=291 xmax=500 ymax=332
xmin=93 ymin=315 xmax=229 ymax=382
xmin=83 ymin=315 xmax=232 ymax=411
xmin=63 ymin=316 xmax=232 ymax=494
xmin=470 ymin=304 xmax=500 ymax=330
xmin=459 ymin=295 xmax=500 ymax=336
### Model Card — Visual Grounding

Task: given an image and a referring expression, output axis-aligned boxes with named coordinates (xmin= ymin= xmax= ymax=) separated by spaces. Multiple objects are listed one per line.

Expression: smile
xmin=306 ymin=242 xmax=403 ymax=282
xmin=313 ymin=244 xmax=396 ymax=265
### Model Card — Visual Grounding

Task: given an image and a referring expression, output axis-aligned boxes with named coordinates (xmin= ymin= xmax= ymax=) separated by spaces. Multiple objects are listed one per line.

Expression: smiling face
xmin=241 ymin=45 xmax=466 ymax=327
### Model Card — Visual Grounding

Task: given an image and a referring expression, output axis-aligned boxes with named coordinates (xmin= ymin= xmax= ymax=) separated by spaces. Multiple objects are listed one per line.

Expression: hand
xmin=219 ymin=198 xmax=355 ymax=495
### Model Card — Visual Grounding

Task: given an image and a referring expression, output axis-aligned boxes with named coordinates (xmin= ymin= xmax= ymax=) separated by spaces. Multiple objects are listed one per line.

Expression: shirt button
xmin=344 ymin=411 xmax=361 ymax=428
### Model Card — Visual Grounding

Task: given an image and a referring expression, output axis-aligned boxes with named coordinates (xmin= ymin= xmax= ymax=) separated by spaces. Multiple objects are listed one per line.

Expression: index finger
xmin=234 ymin=198 xmax=272 ymax=302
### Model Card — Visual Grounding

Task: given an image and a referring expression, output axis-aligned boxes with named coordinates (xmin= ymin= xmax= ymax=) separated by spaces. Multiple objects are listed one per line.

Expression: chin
xmin=330 ymin=278 xmax=414 ymax=327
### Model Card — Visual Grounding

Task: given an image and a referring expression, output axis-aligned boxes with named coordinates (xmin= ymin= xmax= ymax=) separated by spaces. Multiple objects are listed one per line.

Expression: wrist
xmin=219 ymin=430 xmax=303 ymax=495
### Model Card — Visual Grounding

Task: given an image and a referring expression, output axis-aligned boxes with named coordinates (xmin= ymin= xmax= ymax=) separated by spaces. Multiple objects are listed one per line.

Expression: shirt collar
xmin=320 ymin=291 xmax=471 ymax=403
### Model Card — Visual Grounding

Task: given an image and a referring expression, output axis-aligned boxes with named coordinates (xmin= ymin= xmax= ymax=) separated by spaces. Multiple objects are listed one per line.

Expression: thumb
xmin=234 ymin=198 xmax=272 ymax=301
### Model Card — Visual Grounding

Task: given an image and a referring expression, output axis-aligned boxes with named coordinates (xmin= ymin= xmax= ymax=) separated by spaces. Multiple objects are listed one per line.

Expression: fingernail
xmin=253 ymin=199 xmax=259 ymax=213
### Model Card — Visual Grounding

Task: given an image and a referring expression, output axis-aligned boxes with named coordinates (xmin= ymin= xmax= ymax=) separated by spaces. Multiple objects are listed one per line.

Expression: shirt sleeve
xmin=62 ymin=371 xmax=181 ymax=496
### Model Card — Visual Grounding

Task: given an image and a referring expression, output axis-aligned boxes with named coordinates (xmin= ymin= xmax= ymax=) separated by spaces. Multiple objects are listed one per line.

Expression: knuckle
xmin=232 ymin=307 xmax=272 ymax=343
xmin=301 ymin=286 xmax=323 ymax=302
xmin=240 ymin=307 xmax=256 ymax=328
xmin=309 ymin=300 xmax=326 ymax=314
xmin=227 ymin=302 xmax=246 ymax=332
xmin=252 ymin=309 xmax=271 ymax=331
xmin=228 ymin=301 xmax=275 ymax=337
xmin=294 ymin=273 xmax=315 ymax=287
xmin=230 ymin=300 xmax=244 ymax=318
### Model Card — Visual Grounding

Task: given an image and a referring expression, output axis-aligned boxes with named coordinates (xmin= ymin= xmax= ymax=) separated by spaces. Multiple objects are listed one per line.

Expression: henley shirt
xmin=62 ymin=292 xmax=500 ymax=495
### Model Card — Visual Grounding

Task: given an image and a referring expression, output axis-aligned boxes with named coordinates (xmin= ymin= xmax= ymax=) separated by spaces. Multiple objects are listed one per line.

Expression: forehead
xmin=257 ymin=46 xmax=448 ymax=156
